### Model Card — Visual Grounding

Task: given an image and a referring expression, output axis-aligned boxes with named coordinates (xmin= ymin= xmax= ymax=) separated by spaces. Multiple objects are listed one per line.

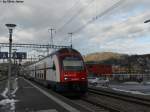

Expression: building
xmin=86 ymin=63 xmax=112 ymax=77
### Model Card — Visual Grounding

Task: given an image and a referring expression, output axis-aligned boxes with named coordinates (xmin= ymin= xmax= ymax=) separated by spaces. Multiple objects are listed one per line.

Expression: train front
xmin=58 ymin=48 xmax=88 ymax=94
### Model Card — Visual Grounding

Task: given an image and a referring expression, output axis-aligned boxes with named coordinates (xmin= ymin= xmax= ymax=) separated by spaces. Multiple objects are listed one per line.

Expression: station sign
xmin=12 ymin=52 xmax=27 ymax=59
xmin=0 ymin=52 xmax=27 ymax=59
xmin=0 ymin=52 xmax=8 ymax=59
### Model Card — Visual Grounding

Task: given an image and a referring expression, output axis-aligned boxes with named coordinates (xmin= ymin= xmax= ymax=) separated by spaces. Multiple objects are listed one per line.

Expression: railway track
xmin=85 ymin=87 xmax=150 ymax=112
xmin=72 ymin=98 xmax=112 ymax=112
xmin=88 ymin=87 xmax=150 ymax=106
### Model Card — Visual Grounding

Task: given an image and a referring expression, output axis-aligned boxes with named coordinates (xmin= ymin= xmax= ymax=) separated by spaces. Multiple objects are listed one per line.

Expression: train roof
xmin=26 ymin=48 xmax=81 ymax=66
xmin=55 ymin=48 xmax=80 ymax=55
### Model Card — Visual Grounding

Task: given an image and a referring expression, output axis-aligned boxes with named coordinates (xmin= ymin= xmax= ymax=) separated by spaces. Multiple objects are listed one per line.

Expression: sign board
xmin=0 ymin=52 xmax=8 ymax=59
xmin=0 ymin=52 xmax=27 ymax=59
xmin=12 ymin=52 xmax=27 ymax=59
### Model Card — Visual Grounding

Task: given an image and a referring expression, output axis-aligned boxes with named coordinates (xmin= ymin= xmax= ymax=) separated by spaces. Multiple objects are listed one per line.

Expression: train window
xmin=63 ymin=58 xmax=84 ymax=71
xmin=52 ymin=63 xmax=56 ymax=70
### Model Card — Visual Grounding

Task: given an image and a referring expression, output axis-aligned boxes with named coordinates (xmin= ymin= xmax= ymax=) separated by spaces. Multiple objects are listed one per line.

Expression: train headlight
xmin=64 ymin=77 xmax=68 ymax=80
xmin=81 ymin=77 xmax=85 ymax=80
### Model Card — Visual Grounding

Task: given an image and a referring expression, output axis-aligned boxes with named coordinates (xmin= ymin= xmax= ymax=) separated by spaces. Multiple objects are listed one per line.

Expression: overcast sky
xmin=0 ymin=0 xmax=150 ymax=56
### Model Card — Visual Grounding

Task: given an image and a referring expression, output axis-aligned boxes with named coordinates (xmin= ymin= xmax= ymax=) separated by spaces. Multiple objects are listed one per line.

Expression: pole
xmin=51 ymin=29 xmax=53 ymax=46
xmin=5 ymin=24 xmax=16 ymax=98
xmin=13 ymin=49 xmax=17 ymax=65
xmin=49 ymin=28 xmax=56 ymax=46
xmin=68 ymin=32 xmax=73 ymax=48
xmin=31 ymin=56 xmax=32 ymax=63
xmin=48 ymin=28 xmax=56 ymax=54
xmin=8 ymin=29 xmax=12 ymax=97
xmin=14 ymin=53 xmax=15 ymax=65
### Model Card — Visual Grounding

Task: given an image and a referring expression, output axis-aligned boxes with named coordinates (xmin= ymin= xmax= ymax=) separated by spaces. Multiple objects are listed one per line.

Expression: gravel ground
xmin=72 ymin=99 xmax=110 ymax=112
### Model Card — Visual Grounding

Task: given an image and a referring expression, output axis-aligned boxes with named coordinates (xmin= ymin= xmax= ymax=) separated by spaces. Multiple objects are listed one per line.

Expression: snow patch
xmin=1 ymin=88 xmax=8 ymax=98
xmin=0 ymin=98 xmax=18 ymax=111
xmin=0 ymin=77 xmax=19 ymax=111
xmin=11 ymin=87 xmax=18 ymax=97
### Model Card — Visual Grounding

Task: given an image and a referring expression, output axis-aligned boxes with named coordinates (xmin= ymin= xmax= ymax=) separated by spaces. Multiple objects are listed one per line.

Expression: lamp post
xmin=5 ymin=24 xmax=16 ymax=97
xmin=12 ymin=48 xmax=17 ymax=65
xmin=144 ymin=19 xmax=150 ymax=80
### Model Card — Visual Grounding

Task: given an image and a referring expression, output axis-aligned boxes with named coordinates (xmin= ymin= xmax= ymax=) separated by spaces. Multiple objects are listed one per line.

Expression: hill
xmin=84 ymin=52 xmax=127 ymax=62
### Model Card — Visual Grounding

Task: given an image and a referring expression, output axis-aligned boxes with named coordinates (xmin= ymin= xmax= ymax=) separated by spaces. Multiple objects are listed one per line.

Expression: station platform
xmin=15 ymin=77 xmax=90 ymax=112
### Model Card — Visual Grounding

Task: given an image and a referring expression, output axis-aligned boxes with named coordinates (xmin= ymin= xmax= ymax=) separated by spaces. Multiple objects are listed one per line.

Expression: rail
xmin=86 ymin=87 xmax=150 ymax=112
xmin=88 ymin=87 xmax=150 ymax=107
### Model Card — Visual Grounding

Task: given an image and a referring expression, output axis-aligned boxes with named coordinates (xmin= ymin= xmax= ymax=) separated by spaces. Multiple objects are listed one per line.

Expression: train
xmin=25 ymin=48 xmax=88 ymax=95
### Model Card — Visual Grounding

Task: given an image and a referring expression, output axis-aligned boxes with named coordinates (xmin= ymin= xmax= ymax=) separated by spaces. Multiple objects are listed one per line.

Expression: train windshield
xmin=63 ymin=57 xmax=84 ymax=71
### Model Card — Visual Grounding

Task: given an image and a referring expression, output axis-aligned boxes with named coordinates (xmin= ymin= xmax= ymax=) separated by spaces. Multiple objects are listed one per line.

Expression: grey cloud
xmin=0 ymin=0 xmax=150 ymax=55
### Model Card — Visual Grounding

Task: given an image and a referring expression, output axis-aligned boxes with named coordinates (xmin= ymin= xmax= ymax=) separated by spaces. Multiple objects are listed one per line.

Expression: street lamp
xmin=5 ymin=24 xmax=16 ymax=97
xmin=144 ymin=19 xmax=150 ymax=78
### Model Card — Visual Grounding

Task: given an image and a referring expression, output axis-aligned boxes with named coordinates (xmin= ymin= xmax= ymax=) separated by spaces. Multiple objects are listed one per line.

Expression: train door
xmin=52 ymin=55 xmax=60 ymax=82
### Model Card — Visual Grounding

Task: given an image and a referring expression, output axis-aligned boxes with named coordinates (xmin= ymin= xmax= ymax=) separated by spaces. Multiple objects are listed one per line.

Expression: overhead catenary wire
xmin=55 ymin=0 xmax=125 ymax=46
xmin=73 ymin=0 xmax=125 ymax=34
xmin=56 ymin=0 xmax=81 ymax=28
xmin=55 ymin=0 xmax=95 ymax=46
xmin=57 ymin=0 xmax=95 ymax=32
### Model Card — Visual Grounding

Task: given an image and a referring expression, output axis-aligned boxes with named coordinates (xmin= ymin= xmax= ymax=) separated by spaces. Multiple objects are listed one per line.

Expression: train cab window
xmin=63 ymin=57 xmax=84 ymax=71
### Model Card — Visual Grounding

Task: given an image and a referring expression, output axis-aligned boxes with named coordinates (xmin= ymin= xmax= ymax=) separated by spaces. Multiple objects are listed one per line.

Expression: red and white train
xmin=26 ymin=48 xmax=88 ymax=94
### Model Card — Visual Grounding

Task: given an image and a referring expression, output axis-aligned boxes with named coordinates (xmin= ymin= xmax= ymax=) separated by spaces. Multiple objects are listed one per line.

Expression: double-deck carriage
xmin=27 ymin=48 xmax=88 ymax=95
